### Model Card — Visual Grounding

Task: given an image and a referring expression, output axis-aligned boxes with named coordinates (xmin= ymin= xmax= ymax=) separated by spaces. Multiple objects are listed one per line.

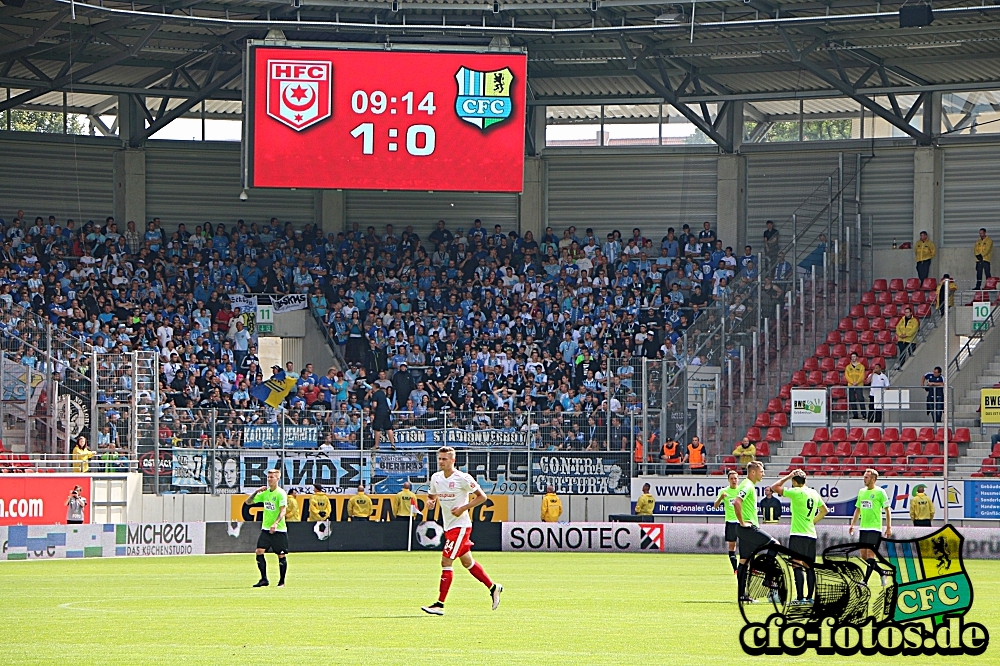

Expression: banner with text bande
xmin=272 ymin=293 xmax=308 ymax=313
xmin=630 ymin=476 xmax=965 ymax=518
xmin=502 ymin=522 xmax=665 ymax=552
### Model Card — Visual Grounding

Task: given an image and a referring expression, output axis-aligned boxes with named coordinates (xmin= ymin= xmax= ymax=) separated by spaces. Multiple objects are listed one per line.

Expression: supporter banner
xmin=231 ymin=492 xmax=508 ymax=523
xmin=211 ymin=450 xmax=241 ymax=495
xmin=171 ymin=449 xmax=209 ymax=488
xmin=631 ymin=476 xmax=965 ymax=519
xmin=0 ymin=523 xmax=206 ymax=560
xmin=229 ymin=295 xmax=258 ymax=315
xmin=395 ymin=427 xmax=529 ymax=448
xmin=239 ymin=450 xmax=380 ymax=493
xmin=965 ymin=480 xmax=1000 ymax=519
xmin=273 ymin=293 xmax=308 ymax=313
xmin=0 ymin=476 xmax=92 ymax=526
xmin=502 ymin=522 xmax=665 ymax=553
xmin=790 ymin=388 xmax=827 ymax=425
xmin=620 ymin=523 xmax=1000 ymax=560
xmin=375 ymin=453 xmax=426 ymax=476
xmin=531 ymin=453 xmax=630 ymax=495
xmin=1 ymin=364 xmax=45 ymax=420
xmin=242 ymin=424 xmax=320 ymax=449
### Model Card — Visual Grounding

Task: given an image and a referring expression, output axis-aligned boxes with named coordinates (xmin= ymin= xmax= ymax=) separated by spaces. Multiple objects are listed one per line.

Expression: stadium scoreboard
xmin=244 ymin=42 xmax=527 ymax=192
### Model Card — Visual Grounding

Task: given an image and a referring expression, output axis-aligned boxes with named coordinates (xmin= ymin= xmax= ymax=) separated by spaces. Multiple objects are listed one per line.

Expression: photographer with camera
xmin=65 ymin=485 xmax=87 ymax=525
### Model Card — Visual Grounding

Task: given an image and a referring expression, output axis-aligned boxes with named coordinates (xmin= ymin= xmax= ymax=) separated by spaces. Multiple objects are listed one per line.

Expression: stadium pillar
xmin=316 ymin=190 xmax=345 ymax=235
xmin=113 ymin=149 xmax=146 ymax=229
xmin=520 ymin=156 xmax=546 ymax=239
xmin=716 ymin=154 xmax=747 ymax=251
xmin=912 ymin=147 xmax=942 ymax=262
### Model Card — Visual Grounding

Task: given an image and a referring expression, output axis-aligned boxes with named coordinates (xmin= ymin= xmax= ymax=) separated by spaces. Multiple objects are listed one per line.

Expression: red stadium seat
xmin=887 ymin=442 xmax=905 ymax=457
xmin=823 ymin=457 xmax=842 ymax=474
xmin=881 ymin=304 xmax=898 ymax=317
xmin=771 ymin=413 xmax=789 ymax=428
xmin=873 ymin=279 xmax=888 ymax=292
xmin=820 ymin=357 xmax=836 ymax=372
xmin=812 ymin=428 xmax=829 ymax=442
xmin=792 ymin=371 xmax=807 ymax=386
xmin=815 ymin=344 xmax=830 ymax=358
xmin=905 ymin=278 xmax=921 ymax=291
xmin=850 ymin=304 xmax=865 ymax=318
xmin=870 ymin=317 xmax=886 ymax=331
xmin=800 ymin=442 xmax=818 ymax=457
xmin=864 ymin=305 xmax=881 ymax=318
xmin=910 ymin=291 xmax=925 ymax=305
xmin=887 ymin=316 xmax=901 ymax=329
xmin=892 ymin=291 xmax=909 ymax=305
xmin=876 ymin=456 xmax=893 ymax=469
xmin=803 ymin=357 xmax=819 ymax=371
xmin=722 ymin=456 xmax=737 ymax=465
xmin=859 ymin=330 xmax=876 ymax=344
xmin=877 ymin=292 xmax=893 ymax=305
xmin=838 ymin=317 xmax=852 ymax=331
xmin=987 ymin=277 xmax=1000 ymax=289
xmin=834 ymin=441 xmax=852 ymax=457
xmin=847 ymin=343 xmax=863 ymax=357
xmin=830 ymin=427 xmax=848 ymax=441
xmin=826 ymin=331 xmax=842 ymax=345
xmin=882 ymin=344 xmax=897 ymax=358
xmin=746 ymin=427 xmax=761 ymax=441
xmin=805 ymin=457 xmax=823 ymax=473
xmin=860 ymin=291 xmax=876 ymax=305
xmin=990 ymin=443 xmax=1000 ymax=459
xmin=889 ymin=278 xmax=904 ymax=291
xmin=822 ymin=371 xmax=839 ymax=385
xmin=863 ymin=344 xmax=880 ymax=358
xmin=916 ymin=304 xmax=932 ymax=318
xmin=917 ymin=427 xmax=935 ymax=442
xmin=831 ymin=387 xmax=847 ymax=399
xmin=870 ymin=441 xmax=888 ymax=457
xmin=756 ymin=442 xmax=771 ymax=457
xmin=831 ymin=343 xmax=847 ymax=358
xmin=948 ymin=442 xmax=959 ymax=459
xmin=864 ymin=428 xmax=882 ymax=443
xmin=852 ymin=442 xmax=871 ymax=457
xmin=807 ymin=371 xmax=823 ymax=386
xmin=843 ymin=331 xmax=859 ymax=344
xmin=905 ymin=442 xmax=923 ymax=457
xmin=855 ymin=318 xmax=871 ymax=331
xmin=955 ymin=428 xmax=971 ymax=443
xmin=875 ymin=330 xmax=894 ymax=344
xmin=767 ymin=398 xmax=783 ymax=413
xmin=900 ymin=427 xmax=918 ymax=441
xmin=818 ymin=442 xmax=835 ymax=457
xmin=836 ymin=356 xmax=850 ymax=372
xmin=924 ymin=441 xmax=941 ymax=456
xmin=765 ymin=427 xmax=783 ymax=442
xmin=859 ymin=457 xmax=875 ymax=468
xmin=872 ymin=356 xmax=886 ymax=371
xmin=934 ymin=428 xmax=949 ymax=442
xmin=847 ymin=427 xmax=864 ymax=441
xmin=922 ymin=278 xmax=937 ymax=292
xmin=779 ymin=383 xmax=792 ymax=400
xmin=790 ymin=456 xmax=805 ymax=466
xmin=754 ymin=413 xmax=771 ymax=427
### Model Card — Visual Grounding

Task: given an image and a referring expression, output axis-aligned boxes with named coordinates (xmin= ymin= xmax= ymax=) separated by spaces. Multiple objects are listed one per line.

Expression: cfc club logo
xmin=266 ymin=60 xmax=332 ymax=131
xmin=455 ymin=66 xmax=514 ymax=130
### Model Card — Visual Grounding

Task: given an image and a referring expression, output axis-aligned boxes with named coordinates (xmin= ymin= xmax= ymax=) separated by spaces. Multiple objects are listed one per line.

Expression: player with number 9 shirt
xmin=420 ymin=446 xmax=503 ymax=616
xmin=771 ymin=469 xmax=829 ymax=604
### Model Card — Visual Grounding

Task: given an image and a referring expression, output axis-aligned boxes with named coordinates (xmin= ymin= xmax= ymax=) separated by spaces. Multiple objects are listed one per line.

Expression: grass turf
xmin=0 ymin=552 xmax=997 ymax=665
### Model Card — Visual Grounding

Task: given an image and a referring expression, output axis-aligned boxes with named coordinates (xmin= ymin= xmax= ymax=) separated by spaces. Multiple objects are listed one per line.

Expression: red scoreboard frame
xmin=245 ymin=43 xmax=527 ymax=192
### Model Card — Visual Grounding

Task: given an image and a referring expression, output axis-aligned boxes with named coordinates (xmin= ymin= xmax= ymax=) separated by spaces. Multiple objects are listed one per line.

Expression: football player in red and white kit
xmin=421 ymin=446 xmax=502 ymax=616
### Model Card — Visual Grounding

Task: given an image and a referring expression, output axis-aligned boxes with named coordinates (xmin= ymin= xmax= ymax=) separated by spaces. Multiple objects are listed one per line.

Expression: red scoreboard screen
xmin=245 ymin=44 xmax=527 ymax=192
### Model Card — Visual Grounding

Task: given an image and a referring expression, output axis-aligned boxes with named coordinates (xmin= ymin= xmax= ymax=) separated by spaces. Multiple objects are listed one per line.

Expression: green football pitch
xmin=0 ymin=552 xmax=997 ymax=665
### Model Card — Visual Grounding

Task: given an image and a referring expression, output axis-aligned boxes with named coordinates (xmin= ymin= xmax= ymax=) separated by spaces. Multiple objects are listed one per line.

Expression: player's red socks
xmin=438 ymin=567 xmax=454 ymax=603
xmin=467 ymin=561 xmax=493 ymax=588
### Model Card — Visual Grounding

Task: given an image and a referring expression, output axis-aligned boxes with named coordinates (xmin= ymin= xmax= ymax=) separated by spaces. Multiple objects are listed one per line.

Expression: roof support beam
xmin=132 ymin=60 xmax=241 ymax=146
xmin=633 ymin=62 xmax=731 ymax=152
xmin=0 ymin=20 xmax=162 ymax=113
xmin=0 ymin=9 xmax=69 ymax=59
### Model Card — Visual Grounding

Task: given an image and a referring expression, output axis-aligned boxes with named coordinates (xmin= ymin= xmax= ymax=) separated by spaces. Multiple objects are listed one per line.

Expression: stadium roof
xmin=2 ymin=0 xmax=1000 ymax=149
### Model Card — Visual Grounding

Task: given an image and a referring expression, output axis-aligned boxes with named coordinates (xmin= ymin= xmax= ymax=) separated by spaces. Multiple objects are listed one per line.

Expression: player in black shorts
xmin=733 ymin=462 xmax=779 ymax=603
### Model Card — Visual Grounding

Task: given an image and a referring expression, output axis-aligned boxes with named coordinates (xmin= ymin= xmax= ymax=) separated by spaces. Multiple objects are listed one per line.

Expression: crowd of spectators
xmin=0 ymin=208 xmax=792 ymax=455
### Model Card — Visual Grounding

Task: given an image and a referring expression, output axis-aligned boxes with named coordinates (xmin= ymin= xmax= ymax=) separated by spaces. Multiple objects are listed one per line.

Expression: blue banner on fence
xmin=530 ymin=452 xmax=631 ymax=495
xmin=242 ymin=425 xmax=320 ymax=449
xmin=394 ymin=428 xmax=529 ymax=448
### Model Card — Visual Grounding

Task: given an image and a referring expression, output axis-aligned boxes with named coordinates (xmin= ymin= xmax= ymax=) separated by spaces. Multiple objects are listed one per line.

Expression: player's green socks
xmin=256 ymin=554 xmax=268 ymax=581
xmin=728 ymin=552 xmax=738 ymax=572
xmin=278 ymin=558 xmax=287 ymax=584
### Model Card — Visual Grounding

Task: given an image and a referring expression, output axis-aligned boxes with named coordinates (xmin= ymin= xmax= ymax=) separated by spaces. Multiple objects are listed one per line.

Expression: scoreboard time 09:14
xmin=350 ymin=89 xmax=438 ymax=157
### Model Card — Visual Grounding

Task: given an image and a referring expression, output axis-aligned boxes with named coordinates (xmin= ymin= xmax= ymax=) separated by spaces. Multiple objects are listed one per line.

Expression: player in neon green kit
xmin=733 ymin=461 xmax=779 ymax=603
xmin=712 ymin=469 xmax=741 ymax=573
xmin=848 ymin=467 xmax=893 ymax=587
xmin=771 ymin=469 xmax=828 ymax=604
xmin=245 ymin=468 xmax=289 ymax=588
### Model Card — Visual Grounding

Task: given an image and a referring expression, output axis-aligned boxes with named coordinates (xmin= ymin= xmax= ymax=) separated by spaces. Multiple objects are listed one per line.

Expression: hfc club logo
xmin=455 ymin=66 xmax=514 ymax=130
xmin=266 ymin=60 xmax=332 ymax=131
